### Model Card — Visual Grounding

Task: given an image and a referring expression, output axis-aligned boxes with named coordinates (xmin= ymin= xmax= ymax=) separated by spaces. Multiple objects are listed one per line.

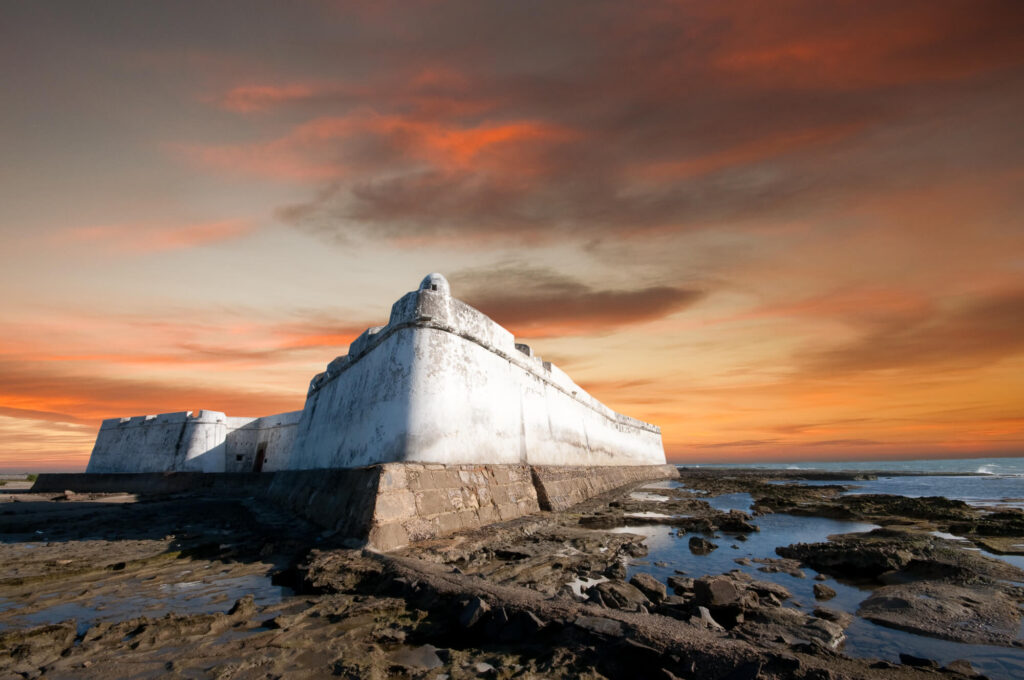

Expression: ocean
xmin=679 ymin=456 xmax=1024 ymax=475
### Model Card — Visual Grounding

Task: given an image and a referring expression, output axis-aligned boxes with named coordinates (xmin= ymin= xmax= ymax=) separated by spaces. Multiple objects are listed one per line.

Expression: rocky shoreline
xmin=2 ymin=468 xmax=1022 ymax=679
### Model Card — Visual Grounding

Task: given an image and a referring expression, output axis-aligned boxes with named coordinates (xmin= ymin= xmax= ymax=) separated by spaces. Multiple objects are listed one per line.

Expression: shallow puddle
xmin=615 ymin=491 xmax=1024 ymax=680
xmin=0 ymin=563 xmax=291 ymax=635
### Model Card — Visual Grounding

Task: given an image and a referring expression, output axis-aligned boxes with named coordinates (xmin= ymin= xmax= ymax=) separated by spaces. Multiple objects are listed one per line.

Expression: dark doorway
xmin=254 ymin=442 xmax=267 ymax=473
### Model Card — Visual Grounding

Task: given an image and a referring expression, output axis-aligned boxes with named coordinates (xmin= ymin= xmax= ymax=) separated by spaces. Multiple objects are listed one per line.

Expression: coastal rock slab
xmin=858 ymin=582 xmax=1023 ymax=646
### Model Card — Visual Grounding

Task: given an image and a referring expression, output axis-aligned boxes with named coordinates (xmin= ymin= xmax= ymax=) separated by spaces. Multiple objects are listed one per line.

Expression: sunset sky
xmin=2 ymin=1 xmax=1022 ymax=471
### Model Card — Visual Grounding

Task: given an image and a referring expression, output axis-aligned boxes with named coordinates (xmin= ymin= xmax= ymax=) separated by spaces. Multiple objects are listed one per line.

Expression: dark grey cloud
xmin=248 ymin=0 xmax=1024 ymax=244
xmin=452 ymin=265 xmax=705 ymax=336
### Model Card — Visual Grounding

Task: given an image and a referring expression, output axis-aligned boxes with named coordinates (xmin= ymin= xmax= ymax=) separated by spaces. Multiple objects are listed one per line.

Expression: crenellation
xmin=85 ymin=272 xmax=668 ymax=543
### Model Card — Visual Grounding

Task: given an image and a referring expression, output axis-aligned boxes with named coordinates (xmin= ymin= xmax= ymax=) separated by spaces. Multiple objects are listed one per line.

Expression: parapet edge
xmin=307 ymin=287 xmax=661 ymax=436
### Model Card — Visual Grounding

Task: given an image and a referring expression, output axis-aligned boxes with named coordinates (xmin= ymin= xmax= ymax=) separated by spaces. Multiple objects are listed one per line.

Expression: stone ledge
xmin=531 ymin=464 xmax=680 ymax=512
xmin=35 ymin=463 xmax=681 ymax=552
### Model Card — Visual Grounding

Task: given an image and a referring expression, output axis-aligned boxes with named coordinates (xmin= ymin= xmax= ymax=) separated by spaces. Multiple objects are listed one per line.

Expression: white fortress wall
xmin=87 ymin=411 xmax=194 ymax=473
xmin=287 ymin=322 xmax=421 ymax=470
xmin=88 ymin=409 xmax=302 ymax=474
xmin=224 ymin=411 xmax=302 ymax=472
xmin=85 ymin=273 xmax=664 ymax=474
xmin=287 ymin=276 xmax=664 ymax=470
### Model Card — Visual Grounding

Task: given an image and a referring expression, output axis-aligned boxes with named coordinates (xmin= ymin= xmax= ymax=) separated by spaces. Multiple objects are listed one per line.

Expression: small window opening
xmin=431 ymin=284 xmax=438 ymax=290
xmin=235 ymin=455 xmax=243 ymax=461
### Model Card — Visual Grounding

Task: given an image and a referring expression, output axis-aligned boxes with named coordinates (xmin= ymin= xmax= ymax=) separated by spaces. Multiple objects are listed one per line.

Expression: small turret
xmin=419 ymin=272 xmax=450 ymax=296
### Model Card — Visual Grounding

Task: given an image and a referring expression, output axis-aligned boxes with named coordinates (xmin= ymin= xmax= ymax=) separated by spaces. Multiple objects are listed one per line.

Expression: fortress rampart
xmin=289 ymin=275 xmax=663 ymax=469
xmin=71 ymin=273 xmax=674 ymax=550
xmin=86 ymin=410 xmax=301 ymax=474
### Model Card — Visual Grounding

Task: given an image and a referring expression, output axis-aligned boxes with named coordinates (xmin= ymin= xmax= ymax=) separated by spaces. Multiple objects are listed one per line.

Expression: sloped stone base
xmin=531 ymin=464 xmax=680 ymax=511
xmin=35 ymin=463 xmax=679 ymax=551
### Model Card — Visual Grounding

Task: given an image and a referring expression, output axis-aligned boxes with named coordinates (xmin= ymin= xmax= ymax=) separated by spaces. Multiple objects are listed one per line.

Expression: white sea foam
xmin=629 ymin=491 xmax=670 ymax=502
xmin=567 ymin=576 xmax=608 ymax=597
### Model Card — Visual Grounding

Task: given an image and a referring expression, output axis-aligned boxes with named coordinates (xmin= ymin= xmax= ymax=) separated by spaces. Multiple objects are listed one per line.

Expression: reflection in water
xmin=615 ymin=504 xmax=1023 ymax=680
xmin=0 ymin=568 xmax=291 ymax=635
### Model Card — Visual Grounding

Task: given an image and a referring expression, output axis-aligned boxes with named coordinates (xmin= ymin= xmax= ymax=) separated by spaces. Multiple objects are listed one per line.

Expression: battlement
xmin=87 ymin=272 xmax=665 ymax=475
xmin=305 ymin=276 xmax=659 ymax=437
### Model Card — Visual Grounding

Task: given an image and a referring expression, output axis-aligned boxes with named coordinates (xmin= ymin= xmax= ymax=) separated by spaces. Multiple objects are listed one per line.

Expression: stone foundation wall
xmin=531 ymin=464 xmax=679 ymax=511
xmin=34 ymin=463 xmax=679 ymax=551
xmin=368 ymin=463 xmax=540 ymax=550
xmin=263 ymin=469 xmax=382 ymax=540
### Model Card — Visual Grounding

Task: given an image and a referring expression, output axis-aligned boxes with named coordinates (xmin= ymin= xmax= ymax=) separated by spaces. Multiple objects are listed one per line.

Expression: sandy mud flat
xmin=2 ymin=469 xmax=1022 ymax=679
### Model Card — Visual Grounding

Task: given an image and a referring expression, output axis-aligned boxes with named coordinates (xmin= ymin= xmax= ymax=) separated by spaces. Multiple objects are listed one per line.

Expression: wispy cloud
xmin=455 ymin=265 xmax=705 ymax=337
xmin=54 ymin=219 xmax=254 ymax=253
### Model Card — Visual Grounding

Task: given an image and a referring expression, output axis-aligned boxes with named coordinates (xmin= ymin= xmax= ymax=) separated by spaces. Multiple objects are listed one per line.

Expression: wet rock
xmin=778 ymin=529 xmax=1024 ymax=586
xmin=459 ymin=596 xmax=490 ymax=628
xmin=812 ymin=608 xmax=851 ymax=628
xmin=859 ymin=581 xmax=1023 ymax=646
xmin=604 ymin=561 xmax=627 ymax=580
xmin=227 ymin=594 xmax=255 ymax=618
xmin=262 ymin=614 xmax=296 ymax=630
xmin=498 ymin=610 xmax=545 ymax=642
xmin=802 ymin=670 xmax=833 ymax=680
xmin=688 ymin=536 xmax=717 ymax=554
xmin=667 ymin=575 xmax=693 ymax=595
xmin=630 ymin=572 xmax=667 ymax=603
xmin=812 ymin=584 xmax=836 ymax=601
xmin=573 ymin=615 xmax=625 ymax=638
xmin=899 ymin=653 xmax=939 ymax=669
xmin=804 ymin=618 xmax=845 ymax=649
xmin=587 ymin=580 xmax=651 ymax=611
xmin=0 ymin=621 xmax=76 ymax=675
xmin=693 ymin=577 xmax=741 ymax=607
xmin=752 ymin=557 xmax=805 ymax=578
xmin=944 ymin=659 xmax=980 ymax=676
xmin=718 ymin=510 xmax=758 ymax=533
xmin=474 ymin=661 xmax=497 ymax=675
xmin=389 ymin=644 xmax=443 ymax=670
xmin=735 ymin=576 xmax=790 ymax=603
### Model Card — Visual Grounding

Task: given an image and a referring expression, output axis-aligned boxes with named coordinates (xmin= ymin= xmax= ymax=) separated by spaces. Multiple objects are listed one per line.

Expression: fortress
xmin=72 ymin=274 xmax=675 ymax=549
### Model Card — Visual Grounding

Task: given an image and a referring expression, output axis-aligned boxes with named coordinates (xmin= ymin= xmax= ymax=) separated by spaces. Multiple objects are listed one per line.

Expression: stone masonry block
xmin=402 ymin=516 xmax=439 ymax=542
xmin=414 ymin=489 xmax=448 ymax=516
xmin=373 ymin=490 xmax=417 ymax=523
xmin=436 ymin=511 xmax=462 ymax=535
xmin=447 ymin=487 xmax=465 ymax=511
xmin=476 ymin=484 xmax=492 ymax=506
xmin=368 ymin=522 xmax=409 ymax=552
xmin=379 ymin=465 xmax=407 ymax=491
xmin=489 ymin=485 xmax=509 ymax=505
xmin=461 ymin=487 xmax=480 ymax=510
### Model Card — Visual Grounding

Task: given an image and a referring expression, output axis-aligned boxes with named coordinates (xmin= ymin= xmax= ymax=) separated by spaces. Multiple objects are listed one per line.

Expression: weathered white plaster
xmin=86 ymin=273 xmax=665 ymax=473
xmin=288 ymin=273 xmax=665 ymax=469
xmin=87 ymin=409 xmax=301 ymax=473
xmin=224 ymin=411 xmax=302 ymax=472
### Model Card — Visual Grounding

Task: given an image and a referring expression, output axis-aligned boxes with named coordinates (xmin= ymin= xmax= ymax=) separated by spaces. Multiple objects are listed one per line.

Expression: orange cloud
xmin=55 ymin=219 xmax=254 ymax=253
xmin=708 ymin=1 xmax=1024 ymax=89
xmin=182 ymin=113 xmax=576 ymax=181
xmin=218 ymin=83 xmax=324 ymax=112
xmin=631 ymin=123 xmax=866 ymax=181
